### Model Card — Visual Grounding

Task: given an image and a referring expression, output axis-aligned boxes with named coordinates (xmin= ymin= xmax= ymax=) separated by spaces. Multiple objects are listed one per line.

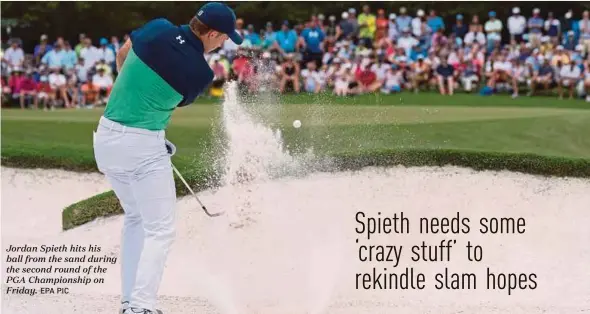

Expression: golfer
xmin=92 ymin=3 xmax=242 ymax=314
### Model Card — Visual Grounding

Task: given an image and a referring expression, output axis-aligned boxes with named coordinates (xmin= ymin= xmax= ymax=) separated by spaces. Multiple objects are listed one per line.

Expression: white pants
xmin=93 ymin=116 xmax=176 ymax=312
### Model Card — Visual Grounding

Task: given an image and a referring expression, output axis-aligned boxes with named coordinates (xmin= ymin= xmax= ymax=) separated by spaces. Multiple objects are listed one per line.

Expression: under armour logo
xmin=198 ymin=10 xmax=203 ymax=16
xmin=176 ymin=35 xmax=185 ymax=44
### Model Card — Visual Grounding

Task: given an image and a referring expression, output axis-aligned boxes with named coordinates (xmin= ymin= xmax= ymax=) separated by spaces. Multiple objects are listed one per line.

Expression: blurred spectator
xmin=301 ymin=18 xmax=326 ymax=68
xmin=109 ymin=36 xmax=122 ymax=55
xmin=19 ymin=71 xmax=38 ymax=109
xmin=381 ymin=66 xmax=403 ymax=94
xmin=563 ymin=31 xmax=577 ymax=51
xmin=347 ymin=8 xmax=360 ymax=38
xmin=97 ymin=38 xmax=116 ymax=71
xmin=3 ymin=39 xmax=24 ymax=72
xmin=411 ymin=56 xmax=430 ymax=93
xmin=387 ymin=14 xmax=399 ymax=42
xmin=301 ymin=60 xmax=324 ymax=93
xmin=484 ymin=11 xmax=502 ymax=53
xmin=530 ymin=57 xmax=555 ymax=95
xmin=275 ymin=21 xmax=299 ymax=55
xmin=8 ymin=68 xmax=25 ymax=104
xmin=396 ymin=7 xmax=412 ymax=32
xmin=262 ymin=22 xmax=277 ymax=50
xmin=36 ymin=73 xmax=52 ymax=110
xmin=559 ymin=59 xmax=581 ymax=99
xmin=62 ymin=41 xmax=78 ymax=70
xmin=579 ymin=11 xmax=590 ymax=54
xmin=427 ymin=10 xmax=445 ymax=33
xmin=80 ymin=38 xmax=101 ymax=70
xmin=508 ymin=7 xmax=526 ymax=43
xmin=357 ymin=60 xmax=382 ymax=93
xmin=453 ymin=14 xmax=468 ymax=40
xmin=41 ymin=41 xmax=65 ymax=69
xmin=91 ymin=68 xmax=113 ymax=105
xmin=279 ymin=53 xmax=301 ymax=93
xmin=48 ymin=67 xmax=70 ymax=108
xmin=34 ymin=35 xmax=52 ymax=65
xmin=244 ymin=24 xmax=262 ymax=48
xmin=436 ymin=57 xmax=455 ymax=95
xmin=375 ymin=9 xmax=389 ymax=43
xmin=358 ymin=5 xmax=376 ymax=48
xmin=74 ymin=33 xmax=85 ymax=57
xmin=545 ymin=12 xmax=561 ymax=45
xmin=528 ymin=8 xmax=544 ymax=47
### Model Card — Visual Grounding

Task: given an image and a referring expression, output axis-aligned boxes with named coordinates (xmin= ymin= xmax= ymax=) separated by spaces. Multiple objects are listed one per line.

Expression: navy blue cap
xmin=196 ymin=2 xmax=243 ymax=45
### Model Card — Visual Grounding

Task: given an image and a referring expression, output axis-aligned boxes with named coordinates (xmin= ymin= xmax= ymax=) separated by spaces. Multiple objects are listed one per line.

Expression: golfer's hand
xmin=165 ymin=139 xmax=176 ymax=156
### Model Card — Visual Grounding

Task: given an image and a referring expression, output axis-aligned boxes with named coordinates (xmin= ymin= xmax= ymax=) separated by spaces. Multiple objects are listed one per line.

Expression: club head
xmin=202 ymin=206 xmax=224 ymax=217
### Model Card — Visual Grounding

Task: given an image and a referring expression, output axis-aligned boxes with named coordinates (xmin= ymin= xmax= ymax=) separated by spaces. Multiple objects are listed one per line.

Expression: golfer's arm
xmin=116 ymin=39 xmax=132 ymax=72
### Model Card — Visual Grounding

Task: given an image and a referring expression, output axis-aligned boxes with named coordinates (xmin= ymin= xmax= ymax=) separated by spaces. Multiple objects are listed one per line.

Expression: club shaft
xmin=171 ymin=163 xmax=205 ymax=208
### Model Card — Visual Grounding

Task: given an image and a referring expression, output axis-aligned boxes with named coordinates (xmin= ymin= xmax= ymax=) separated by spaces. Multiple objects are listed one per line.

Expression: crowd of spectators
xmin=3 ymin=6 xmax=590 ymax=110
xmin=1 ymin=34 xmax=120 ymax=109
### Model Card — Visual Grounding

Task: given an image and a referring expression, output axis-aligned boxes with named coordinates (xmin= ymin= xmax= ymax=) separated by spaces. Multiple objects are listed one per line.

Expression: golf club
xmin=171 ymin=163 xmax=224 ymax=217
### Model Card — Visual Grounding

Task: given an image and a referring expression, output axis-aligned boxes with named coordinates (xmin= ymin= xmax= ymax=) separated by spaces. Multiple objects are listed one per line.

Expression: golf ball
xmin=293 ymin=120 xmax=302 ymax=128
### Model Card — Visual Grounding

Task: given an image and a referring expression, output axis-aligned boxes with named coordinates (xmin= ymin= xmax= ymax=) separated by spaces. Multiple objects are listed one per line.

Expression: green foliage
xmin=4 ymin=2 xmax=590 ymax=50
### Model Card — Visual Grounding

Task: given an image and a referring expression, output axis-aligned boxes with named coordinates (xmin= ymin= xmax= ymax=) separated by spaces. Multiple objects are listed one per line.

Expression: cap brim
xmin=229 ymin=30 xmax=243 ymax=45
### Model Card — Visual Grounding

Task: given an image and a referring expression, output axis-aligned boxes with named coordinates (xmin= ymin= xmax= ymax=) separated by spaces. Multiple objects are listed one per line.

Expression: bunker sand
xmin=2 ymin=165 xmax=590 ymax=313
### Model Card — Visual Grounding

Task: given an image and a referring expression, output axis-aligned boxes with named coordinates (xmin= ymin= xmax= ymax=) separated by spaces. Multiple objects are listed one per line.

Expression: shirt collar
xmin=180 ymin=25 xmax=204 ymax=52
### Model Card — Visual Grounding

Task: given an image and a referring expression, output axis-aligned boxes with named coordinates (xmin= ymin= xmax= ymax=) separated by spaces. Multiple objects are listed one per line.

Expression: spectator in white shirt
xmin=48 ymin=67 xmax=70 ymax=108
xmin=464 ymin=25 xmax=486 ymax=47
xmin=559 ymin=60 xmax=582 ymax=99
xmin=97 ymin=38 xmax=116 ymax=70
xmin=412 ymin=10 xmax=425 ymax=38
xmin=484 ymin=11 xmax=503 ymax=53
xmin=507 ymin=7 xmax=526 ymax=43
xmin=3 ymin=40 xmax=25 ymax=73
xmin=91 ymin=68 xmax=114 ymax=105
xmin=79 ymin=38 xmax=101 ymax=70
xmin=301 ymin=61 xmax=324 ymax=93
xmin=397 ymin=28 xmax=419 ymax=58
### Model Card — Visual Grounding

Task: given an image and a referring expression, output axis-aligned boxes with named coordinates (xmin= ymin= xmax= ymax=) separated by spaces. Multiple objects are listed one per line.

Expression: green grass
xmin=2 ymin=92 xmax=589 ymax=230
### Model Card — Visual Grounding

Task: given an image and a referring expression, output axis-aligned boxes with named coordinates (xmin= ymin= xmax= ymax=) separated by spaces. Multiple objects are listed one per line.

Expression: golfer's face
xmin=210 ymin=32 xmax=229 ymax=51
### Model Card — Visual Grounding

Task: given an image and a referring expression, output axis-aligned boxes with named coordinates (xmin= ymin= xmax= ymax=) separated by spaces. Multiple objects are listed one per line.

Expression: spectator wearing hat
xmin=387 ymin=14 xmax=399 ymax=42
xmin=508 ymin=7 xmax=526 ymax=44
xmin=579 ymin=11 xmax=590 ymax=55
xmin=347 ymin=8 xmax=360 ymax=38
xmin=336 ymin=12 xmax=353 ymax=41
xmin=452 ymin=14 xmax=468 ymax=40
xmin=559 ymin=59 xmax=582 ymax=99
xmin=358 ymin=5 xmax=376 ymax=48
xmin=484 ymin=11 xmax=502 ymax=53
xmin=325 ymin=15 xmax=339 ymax=43
xmin=244 ymin=25 xmax=262 ymax=48
xmin=563 ymin=31 xmax=578 ymax=51
xmin=3 ymin=39 xmax=24 ymax=73
xmin=412 ymin=9 xmax=426 ymax=39
xmin=275 ymin=21 xmax=299 ymax=55
xmin=545 ymin=12 xmax=562 ymax=45
xmin=551 ymin=46 xmax=571 ymax=69
xmin=97 ymin=38 xmax=116 ymax=72
xmin=34 ymin=35 xmax=52 ymax=65
xmin=528 ymin=8 xmax=544 ymax=47
xmin=393 ymin=7 xmax=409 ymax=33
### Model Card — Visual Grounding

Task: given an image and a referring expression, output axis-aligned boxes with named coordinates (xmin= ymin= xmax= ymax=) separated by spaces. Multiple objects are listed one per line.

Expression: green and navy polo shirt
xmin=103 ymin=18 xmax=214 ymax=131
